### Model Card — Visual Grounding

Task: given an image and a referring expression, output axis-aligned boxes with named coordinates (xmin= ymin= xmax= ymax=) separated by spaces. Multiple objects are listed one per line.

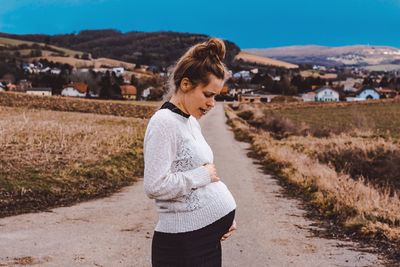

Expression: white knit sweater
xmin=143 ymin=107 xmax=236 ymax=233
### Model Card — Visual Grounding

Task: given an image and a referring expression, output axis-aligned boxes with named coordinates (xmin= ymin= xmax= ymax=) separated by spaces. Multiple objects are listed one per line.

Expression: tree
xmin=99 ymin=71 xmax=112 ymax=99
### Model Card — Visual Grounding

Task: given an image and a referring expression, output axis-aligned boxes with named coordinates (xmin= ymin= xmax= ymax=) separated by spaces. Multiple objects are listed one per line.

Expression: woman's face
xmin=183 ymin=74 xmax=224 ymax=119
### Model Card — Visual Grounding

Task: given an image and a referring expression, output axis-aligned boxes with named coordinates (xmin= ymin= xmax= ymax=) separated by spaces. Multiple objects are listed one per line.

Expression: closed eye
xmin=204 ymin=92 xmax=215 ymax=98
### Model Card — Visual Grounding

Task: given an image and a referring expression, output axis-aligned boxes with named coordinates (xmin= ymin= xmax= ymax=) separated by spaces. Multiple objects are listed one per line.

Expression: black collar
xmin=160 ymin=101 xmax=190 ymax=118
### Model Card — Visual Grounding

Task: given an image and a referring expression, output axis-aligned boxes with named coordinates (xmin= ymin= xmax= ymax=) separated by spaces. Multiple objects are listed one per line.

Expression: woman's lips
xmin=199 ymin=107 xmax=209 ymax=115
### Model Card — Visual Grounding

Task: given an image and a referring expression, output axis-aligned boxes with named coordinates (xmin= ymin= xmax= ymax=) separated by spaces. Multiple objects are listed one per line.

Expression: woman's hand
xmin=221 ymin=220 xmax=237 ymax=241
xmin=203 ymin=163 xmax=220 ymax=182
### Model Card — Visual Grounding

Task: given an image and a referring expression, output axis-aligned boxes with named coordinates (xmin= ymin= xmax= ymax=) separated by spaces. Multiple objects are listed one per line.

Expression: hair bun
xmin=192 ymin=38 xmax=226 ymax=62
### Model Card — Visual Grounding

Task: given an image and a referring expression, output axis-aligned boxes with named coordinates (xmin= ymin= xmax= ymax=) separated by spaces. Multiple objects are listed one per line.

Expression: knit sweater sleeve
xmin=143 ymin=115 xmax=211 ymax=200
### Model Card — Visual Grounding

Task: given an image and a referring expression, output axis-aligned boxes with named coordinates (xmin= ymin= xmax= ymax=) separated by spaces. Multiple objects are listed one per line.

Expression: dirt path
xmin=0 ymin=103 xmax=383 ymax=267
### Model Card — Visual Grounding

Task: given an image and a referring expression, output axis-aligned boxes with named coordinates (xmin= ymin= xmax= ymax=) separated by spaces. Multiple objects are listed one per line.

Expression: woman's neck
xmin=169 ymin=95 xmax=190 ymax=115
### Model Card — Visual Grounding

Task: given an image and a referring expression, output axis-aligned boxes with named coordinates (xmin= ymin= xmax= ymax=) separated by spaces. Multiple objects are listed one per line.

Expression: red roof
xmin=64 ymin=82 xmax=88 ymax=93
xmin=120 ymin=85 xmax=137 ymax=95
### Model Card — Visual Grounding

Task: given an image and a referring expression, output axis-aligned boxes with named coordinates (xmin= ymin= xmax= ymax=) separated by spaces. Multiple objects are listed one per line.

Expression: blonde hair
xmin=164 ymin=38 xmax=229 ymax=101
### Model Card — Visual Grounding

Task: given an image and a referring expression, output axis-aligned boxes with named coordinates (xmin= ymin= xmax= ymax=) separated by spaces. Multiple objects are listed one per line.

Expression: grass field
xmin=239 ymin=100 xmax=400 ymax=139
xmin=226 ymin=100 xmax=400 ymax=261
xmin=0 ymin=94 xmax=157 ymax=217
xmin=0 ymin=92 xmax=158 ymax=118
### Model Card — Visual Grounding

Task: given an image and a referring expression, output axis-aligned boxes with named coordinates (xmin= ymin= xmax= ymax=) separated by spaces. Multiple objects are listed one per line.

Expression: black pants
xmin=152 ymin=210 xmax=235 ymax=267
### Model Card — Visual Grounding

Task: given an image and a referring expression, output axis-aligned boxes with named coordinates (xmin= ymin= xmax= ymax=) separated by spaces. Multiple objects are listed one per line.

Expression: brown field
xmin=234 ymin=51 xmax=298 ymax=69
xmin=0 ymin=93 xmax=159 ymax=217
xmin=0 ymin=36 xmax=83 ymax=57
xmin=0 ymin=92 xmax=158 ymax=119
xmin=225 ymin=100 xmax=400 ymax=259
xmin=39 ymin=56 xmax=137 ymax=70
xmin=300 ymin=70 xmax=338 ymax=79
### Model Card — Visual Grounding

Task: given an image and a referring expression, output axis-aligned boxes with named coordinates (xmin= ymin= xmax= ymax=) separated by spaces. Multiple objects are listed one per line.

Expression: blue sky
xmin=0 ymin=0 xmax=399 ymax=48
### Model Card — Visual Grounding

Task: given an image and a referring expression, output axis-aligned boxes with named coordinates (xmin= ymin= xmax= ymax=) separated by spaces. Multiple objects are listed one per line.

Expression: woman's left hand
xmin=221 ymin=220 xmax=237 ymax=241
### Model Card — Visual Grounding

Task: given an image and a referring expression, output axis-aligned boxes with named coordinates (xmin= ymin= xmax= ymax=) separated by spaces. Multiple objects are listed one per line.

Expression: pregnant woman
xmin=143 ymin=37 xmax=237 ymax=267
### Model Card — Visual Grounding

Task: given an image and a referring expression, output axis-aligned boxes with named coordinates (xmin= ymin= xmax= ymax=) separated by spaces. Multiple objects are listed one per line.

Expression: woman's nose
xmin=207 ymin=98 xmax=215 ymax=108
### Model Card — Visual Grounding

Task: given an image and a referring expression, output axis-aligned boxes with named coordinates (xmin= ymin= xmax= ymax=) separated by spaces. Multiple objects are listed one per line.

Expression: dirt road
xmin=0 ymin=103 xmax=382 ymax=266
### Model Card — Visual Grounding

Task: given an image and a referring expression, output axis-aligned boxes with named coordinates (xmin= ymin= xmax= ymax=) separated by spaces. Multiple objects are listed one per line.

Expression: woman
xmin=143 ymin=37 xmax=237 ymax=267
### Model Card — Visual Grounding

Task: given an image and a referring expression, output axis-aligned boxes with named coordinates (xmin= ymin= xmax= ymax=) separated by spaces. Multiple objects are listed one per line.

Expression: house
xmin=120 ymin=85 xmax=137 ymax=100
xmin=6 ymin=83 xmax=16 ymax=91
xmin=0 ymin=81 xmax=17 ymax=91
xmin=26 ymin=88 xmax=52 ymax=96
xmin=112 ymin=67 xmax=124 ymax=76
xmin=239 ymin=93 xmax=269 ymax=103
xmin=51 ymin=68 xmax=61 ymax=75
xmin=355 ymin=87 xmax=380 ymax=100
xmin=61 ymin=87 xmax=86 ymax=97
xmin=66 ymin=82 xmax=88 ymax=94
xmin=342 ymin=78 xmax=363 ymax=92
xmin=345 ymin=87 xmax=381 ymax=102
xmin=16 ymin=80 xmax=32 ymax=92
xmin=250 ymin=68 xmax=258 ymax=74
xmin=141 ymin=87 xmax=152 ymax=99
xmin=377 ymin=87 xmax=398 ymax=99
xmin=239 ymin=94 xmax=261 ymax=103
xmin=233 ymin=70 xmax=251 ymax=80
xmin=315 ymin=87 xmax=339 ymax=102
xmin=301 ymin=92 xmax=316 ymax=102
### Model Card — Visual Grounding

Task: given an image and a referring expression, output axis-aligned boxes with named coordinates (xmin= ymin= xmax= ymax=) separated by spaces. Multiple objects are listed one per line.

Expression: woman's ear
xmin=180 ymin=78 xmax=192 ymax=92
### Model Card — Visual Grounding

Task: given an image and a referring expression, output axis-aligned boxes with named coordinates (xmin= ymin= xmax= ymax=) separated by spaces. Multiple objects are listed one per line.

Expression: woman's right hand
xmin=203 ymin=163 xmax=220 ymax=182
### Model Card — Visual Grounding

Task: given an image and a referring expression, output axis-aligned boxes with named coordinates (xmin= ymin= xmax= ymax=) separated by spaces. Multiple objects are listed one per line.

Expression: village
xmin=1 ymin=50 xmax=400 ymax=104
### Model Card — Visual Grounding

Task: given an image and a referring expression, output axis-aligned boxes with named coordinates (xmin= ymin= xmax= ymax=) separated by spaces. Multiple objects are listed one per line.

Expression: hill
xmin=0 ymin=36 xmax=154 ymax=78
xmin=0 ymin=30 xmax=241 ymax=68
xmin=0 ymin=36 xmax=83 ymax=57
xmin=234 ymin=51 xmax=298 ymax=69
xmin=245 ymin=45 xmax=400 ymax=68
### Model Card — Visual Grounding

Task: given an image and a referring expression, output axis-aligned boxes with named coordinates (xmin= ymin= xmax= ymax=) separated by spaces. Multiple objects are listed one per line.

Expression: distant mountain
xmin=0 ymin=30 xmax=241 ymax=69
xmin=245 ymin=45 xmax=400 ymax=69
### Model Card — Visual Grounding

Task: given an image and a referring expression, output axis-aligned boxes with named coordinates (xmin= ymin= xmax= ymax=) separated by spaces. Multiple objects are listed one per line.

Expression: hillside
xmin=0 ymin=36 xmax=83 ymax=57
xmin=234 ymin=51 xmax=298 ymax=69
xmin=0 ymin=36 xmax=154 ymax=78
xmin=0 ymin=30 xmax=241 ymax=68
xmin=246 ymin=45 xmax=400 ymax=68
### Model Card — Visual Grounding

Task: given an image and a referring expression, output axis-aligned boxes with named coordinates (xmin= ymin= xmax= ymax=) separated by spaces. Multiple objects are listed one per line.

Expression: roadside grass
xmin=0 ymin=105 xmax=148 ymax=217
xmin=225 ymin=101 xmax=400 ymax=262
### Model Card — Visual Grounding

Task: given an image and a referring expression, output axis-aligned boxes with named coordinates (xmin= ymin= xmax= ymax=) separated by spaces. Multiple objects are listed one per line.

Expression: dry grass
xmin=39 ymin=56 xmax=138 ymax=70
xmin=0 ymin=106 xmax=148 ymax=217
xmin=234 ymin=51 xmax=298 ymax=69
xmin=225 ymin=103 xmax=400 ymax=257
xmin=0 ymin=92 xmax=158 ymax=119
xmin=300 ymin=70 xmax=338 ymax=79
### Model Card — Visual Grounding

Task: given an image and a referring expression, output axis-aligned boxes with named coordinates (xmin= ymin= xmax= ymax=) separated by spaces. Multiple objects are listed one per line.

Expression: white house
xmin=315 ymin=87 xmax=339 ymax=102
xmin=26 ymin=88 xmax=52 ymax=96
xmin=346 ymin=87 xmax=380 ymax=101
xmin=141 ymin=87 xmax=152 ymax=99
xmin=250 ymin=68 xmax=259 ymax=74
xmin=61 ymin=87 xmax=86 ymax=97
xmin=233 ymin=70 xmax=251 ymax=80
xmin=112 ymin=67 xmax=124 ymax=76
xmin=0 ymin=82 xmax=6 ymax=90
xmin=355 ymin=87 xmax=380 ymax=100
xmin=51 ymin=68 xmax=61 ymax=75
